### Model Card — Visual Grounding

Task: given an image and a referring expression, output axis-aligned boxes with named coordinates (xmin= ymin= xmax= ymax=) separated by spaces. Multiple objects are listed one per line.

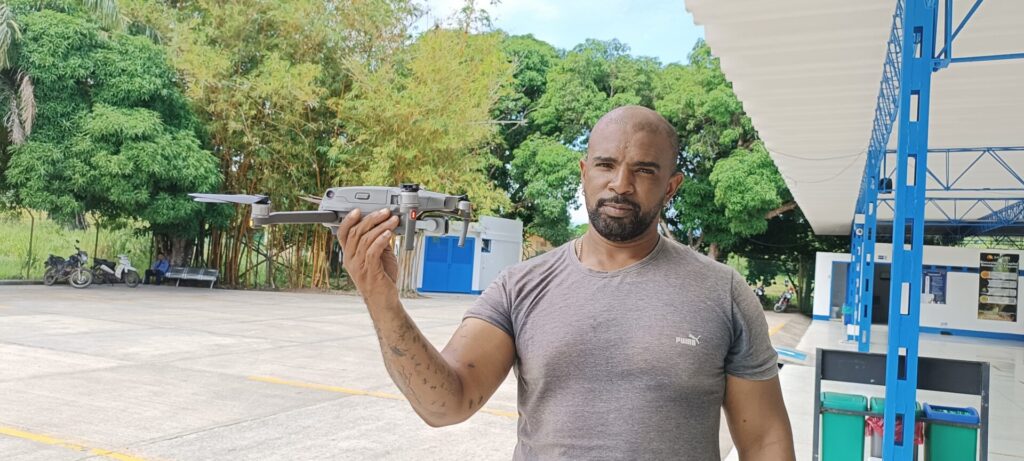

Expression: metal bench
xmin=165 ymin=266 xmax=218 ymax=289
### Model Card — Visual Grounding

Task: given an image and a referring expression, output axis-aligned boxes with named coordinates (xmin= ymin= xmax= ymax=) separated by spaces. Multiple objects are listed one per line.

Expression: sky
xmin=419 ymin=0 xmax=704 ymax=64
xmin=418 ymin=0 xmax=705 ymax=224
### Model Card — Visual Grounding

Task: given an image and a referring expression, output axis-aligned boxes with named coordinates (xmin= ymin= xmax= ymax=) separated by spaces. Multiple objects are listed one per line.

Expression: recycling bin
xmin=866 ymin=397 xmax=922 ymax=459
xmin=821 ymin=392 xmax=867 ymax=461
xmin=924 ymin=404 xmax=979 ymax=461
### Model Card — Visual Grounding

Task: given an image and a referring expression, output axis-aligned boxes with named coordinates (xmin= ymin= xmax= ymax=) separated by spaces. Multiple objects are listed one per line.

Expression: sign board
xmin=978 ymin=252 xmax=1019 ymax=322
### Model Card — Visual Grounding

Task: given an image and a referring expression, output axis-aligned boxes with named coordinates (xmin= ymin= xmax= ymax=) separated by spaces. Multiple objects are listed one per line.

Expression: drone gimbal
xmin=190 ymin=184 xmax=473 ymax=250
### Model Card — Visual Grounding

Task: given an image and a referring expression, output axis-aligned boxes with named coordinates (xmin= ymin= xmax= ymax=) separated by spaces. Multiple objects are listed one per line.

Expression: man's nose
xmin=608 ymin=168 xmax=635 ymax=195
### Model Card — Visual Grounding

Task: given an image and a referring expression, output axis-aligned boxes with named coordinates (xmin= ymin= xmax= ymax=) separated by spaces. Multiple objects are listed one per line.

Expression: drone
xmin=190 ymin=184 xmax=473 ymax=251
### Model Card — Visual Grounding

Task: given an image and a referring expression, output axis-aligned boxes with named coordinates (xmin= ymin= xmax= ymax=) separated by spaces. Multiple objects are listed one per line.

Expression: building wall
xmin=475 ymin=216 xmax=523 ymax=292
xmin=414 ymin=216 xmax=523 ymax=294
xmin=815 ymin=245 xmax=1024 ymax=338
xmin=875 ymin=243 xmax=1023 ymax=337
xmin=813 ymin=252 xmax=851 ymax=320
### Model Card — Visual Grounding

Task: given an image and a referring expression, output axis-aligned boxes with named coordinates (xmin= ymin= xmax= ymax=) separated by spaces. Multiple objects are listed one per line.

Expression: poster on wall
xmin=978 ymin=252 xmax=1019 ymax=322
xmin=922 ymin=268 xmax=947 ymax=304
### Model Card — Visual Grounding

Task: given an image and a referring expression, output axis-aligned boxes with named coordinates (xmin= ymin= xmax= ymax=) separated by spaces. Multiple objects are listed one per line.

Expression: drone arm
xmin=253 ymin=211 xmax=340 ymax=227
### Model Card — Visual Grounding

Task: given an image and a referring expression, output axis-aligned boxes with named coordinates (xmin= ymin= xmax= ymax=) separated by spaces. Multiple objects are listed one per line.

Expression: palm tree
xmin=82 ymin=0 xmax=121 ymax=29
xmin=0 ymin=3 xmax=34 ymax=146
xmin=0 ymin=0 xmax=122 ymax=147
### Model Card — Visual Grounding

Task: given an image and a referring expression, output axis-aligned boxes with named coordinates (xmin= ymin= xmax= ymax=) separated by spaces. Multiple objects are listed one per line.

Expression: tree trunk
xmin=707 ymin=242 xmax=721 ymax=261
xmin=151 ymin=235 xmax=195 ymax=268
xmin=765 ymin=201 xmax=798 ymax=220
xmin=658 ymin=221 xmax=676 ymax=242
xmin=396 ymin=234 xmax=423 ymax=299
xmin=797 ymin=255 xmax=813 ymax=315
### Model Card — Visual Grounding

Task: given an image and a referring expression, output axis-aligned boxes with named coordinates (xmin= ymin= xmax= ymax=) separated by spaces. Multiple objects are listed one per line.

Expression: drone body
xmin=190 ymin=184 xmax=472 ymax=250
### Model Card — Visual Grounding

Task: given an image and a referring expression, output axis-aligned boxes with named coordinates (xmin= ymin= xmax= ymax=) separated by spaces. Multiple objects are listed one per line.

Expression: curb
xmin=0 ymin=280 xmax=44 ymax=286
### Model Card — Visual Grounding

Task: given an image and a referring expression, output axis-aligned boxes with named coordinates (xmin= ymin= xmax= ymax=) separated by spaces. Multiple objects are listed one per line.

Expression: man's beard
xmin=587 ymin=195 xmax=660 ymax=242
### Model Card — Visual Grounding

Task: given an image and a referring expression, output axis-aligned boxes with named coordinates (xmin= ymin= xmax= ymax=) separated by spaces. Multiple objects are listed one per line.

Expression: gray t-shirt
xmin=464 ymin=237 xmax=778 ymax=460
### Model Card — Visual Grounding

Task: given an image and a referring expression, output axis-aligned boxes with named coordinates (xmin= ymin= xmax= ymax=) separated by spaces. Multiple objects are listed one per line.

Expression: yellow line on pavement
xmin=768 ymin=321 xmax=788 ymax=337
xmin=248 ymin=375 xmax=518 ymax=419
xmin=0 ymin=426 xmax=149 ymax=461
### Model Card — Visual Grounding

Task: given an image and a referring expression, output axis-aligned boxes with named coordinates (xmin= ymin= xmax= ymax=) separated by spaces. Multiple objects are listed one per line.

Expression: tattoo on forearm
xmin=373 ymin=309 xmax=464 ymax=421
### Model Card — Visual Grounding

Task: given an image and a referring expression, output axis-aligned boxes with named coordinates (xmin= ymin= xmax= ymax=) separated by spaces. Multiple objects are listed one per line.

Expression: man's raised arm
xmin=337 ymin=208 xmax=515 ymax=427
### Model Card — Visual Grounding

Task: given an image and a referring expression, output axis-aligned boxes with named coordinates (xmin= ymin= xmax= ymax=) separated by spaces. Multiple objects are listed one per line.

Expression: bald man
xmin=337 ymin=105 xmax=795 ymax=460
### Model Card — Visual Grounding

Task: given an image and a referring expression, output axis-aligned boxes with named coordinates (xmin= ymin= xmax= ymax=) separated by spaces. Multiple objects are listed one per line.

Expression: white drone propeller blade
xmin=299 ymin=195 xmax=322 ymax=205
xmin=189 ymin=193 xmax=269 ymax=204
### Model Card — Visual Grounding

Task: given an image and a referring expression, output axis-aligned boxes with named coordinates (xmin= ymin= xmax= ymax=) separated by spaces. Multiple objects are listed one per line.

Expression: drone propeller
xmin=298 ymin=195 xmax=322 ymax=205
xmin=189 ymin=193 xmax=270 ymax=205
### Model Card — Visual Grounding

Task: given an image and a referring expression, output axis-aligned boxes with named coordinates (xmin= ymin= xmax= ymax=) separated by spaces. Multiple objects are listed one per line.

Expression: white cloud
xmin=493 ymin=0 xmax=562 ymax=21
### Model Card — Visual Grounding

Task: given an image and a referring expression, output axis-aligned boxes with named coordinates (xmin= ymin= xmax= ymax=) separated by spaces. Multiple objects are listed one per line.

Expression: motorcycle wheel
xmin=774 ymin=301 xmax=786 ymax=313
xmin=124 ymin=270 xmax=141 ymax=288
xmin=43 ymin=268 xmax=58 ymax=286
xmin=69 ymin=268 xmax=93 ymax=289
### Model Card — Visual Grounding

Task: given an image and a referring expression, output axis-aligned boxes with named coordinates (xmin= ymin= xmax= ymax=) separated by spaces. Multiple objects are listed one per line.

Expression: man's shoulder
xmin=498 ymin=243 xmax=570 ymax=282
xmin=658 ymin=238 xmax=738 ymax=280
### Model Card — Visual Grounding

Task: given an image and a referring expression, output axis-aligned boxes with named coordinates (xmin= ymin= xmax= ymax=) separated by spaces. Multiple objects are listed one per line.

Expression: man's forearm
xmin=366 ymin=296 xmax=467 ymax=426
xmin=737 ymin=433 xmax=795 ymax=461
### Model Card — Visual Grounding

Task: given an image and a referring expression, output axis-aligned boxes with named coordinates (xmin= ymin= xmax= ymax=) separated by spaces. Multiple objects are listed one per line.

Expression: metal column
xmin=845 ymin=217 xmax=864 ymax=340
xmin=851 ymin=0 xmax=905 ymax=353
xmin=857 ymin=190 xmax=880 ymax=352
xmin=883 ymin=1 xmax=937 ymax=459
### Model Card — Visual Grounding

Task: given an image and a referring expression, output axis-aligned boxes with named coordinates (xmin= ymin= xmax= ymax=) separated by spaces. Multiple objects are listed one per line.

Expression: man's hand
xmin=334 ymin=207 xmax=514 ymax=427
xmin=336 ymin=208 xmax=400 ymax=302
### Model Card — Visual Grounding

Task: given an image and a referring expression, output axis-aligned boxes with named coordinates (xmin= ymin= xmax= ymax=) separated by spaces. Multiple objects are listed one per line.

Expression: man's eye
xmin=596 ymin=163 xmax=613 ymax=168
xmin=637 ymin=168 xmax=655 ymax=175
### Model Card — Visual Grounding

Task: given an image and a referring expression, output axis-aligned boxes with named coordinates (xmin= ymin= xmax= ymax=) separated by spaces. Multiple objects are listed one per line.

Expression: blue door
xmin=420 ymin=236 xmax=475 ymax=293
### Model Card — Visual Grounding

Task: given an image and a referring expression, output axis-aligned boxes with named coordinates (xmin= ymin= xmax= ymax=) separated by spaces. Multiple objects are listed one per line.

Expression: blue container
xmin=923 ymin=404 xmax=979 ymax=461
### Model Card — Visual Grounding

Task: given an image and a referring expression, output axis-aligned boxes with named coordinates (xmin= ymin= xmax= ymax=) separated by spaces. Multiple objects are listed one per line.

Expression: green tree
xmin=494 ymin=38 xmax=663 ymax=246
xmin=655 ymin=41 xmax=795 ymax=259
xmin=333 ymin=28 xmax=513 ymax=212
xmin=2 ymin=6 xmax=220 ymax=261
xmin=333 ymin=25 xmax=514 ymax=296
xmin=149 ymin=0 xmax=421 ymax=286
xmin=508 ymin=134 xmax=579 ymax=244
xmin=730 ymin=210 xmax=847 ymax=313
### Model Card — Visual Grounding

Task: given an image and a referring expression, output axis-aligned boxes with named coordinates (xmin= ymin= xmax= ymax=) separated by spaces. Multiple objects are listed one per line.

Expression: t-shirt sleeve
xmin=724 ymin=270 xmax=779 ymax=380
xmin=463 ymin=270 xmax=514 ymax=339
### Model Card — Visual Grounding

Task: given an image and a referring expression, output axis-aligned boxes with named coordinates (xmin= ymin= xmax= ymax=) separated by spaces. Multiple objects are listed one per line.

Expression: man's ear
xmin=665 ymin=172 xmax=684 ymax=205
xmin=579 ymin=158 xmax=587 ymax=181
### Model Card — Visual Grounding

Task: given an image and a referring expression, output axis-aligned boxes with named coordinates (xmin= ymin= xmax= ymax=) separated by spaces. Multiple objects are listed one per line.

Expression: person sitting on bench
xmin=145 ymin=253 xmax=170 ymax=285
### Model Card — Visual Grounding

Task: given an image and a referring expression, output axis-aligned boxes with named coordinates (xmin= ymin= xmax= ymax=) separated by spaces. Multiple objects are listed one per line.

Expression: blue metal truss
xmin=976 ymin=200 xmax=1024 ymax=234
xmin=882 ymin=1 xmax=937 ymax=457
xmin=877 ymin=197 xmax=1024 ymax=227
xmin=933 ymin=0 xmax=1024 ymax=70
xmin=847 ymin=0 xmax=905 ymax=350
xmin=958 ymin=235 xmax=1024 ymax=249
xmin=882 ymin=147 xmax=1024 ymax=193
xmin=845 ymin=1 xmax=1024 ymax=459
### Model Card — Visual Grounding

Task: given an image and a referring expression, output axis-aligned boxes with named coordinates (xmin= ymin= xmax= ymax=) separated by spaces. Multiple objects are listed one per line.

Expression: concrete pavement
xmin=0 ymin=285 xmax=802 ymax=460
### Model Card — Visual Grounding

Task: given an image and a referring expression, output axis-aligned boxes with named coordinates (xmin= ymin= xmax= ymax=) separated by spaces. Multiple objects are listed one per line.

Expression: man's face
xmin=581 ymin=125 xmax=682 ymax=242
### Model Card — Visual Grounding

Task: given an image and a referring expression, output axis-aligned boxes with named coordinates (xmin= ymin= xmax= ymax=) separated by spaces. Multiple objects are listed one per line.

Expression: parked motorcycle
xmin=774 ymin=290 xmax=792 ymax=313
xmin=43 ymin=241 xmax=93 ymax=288
xmin=92 ymin=255 xmax=141 ymax=288
xmin=753 ymin=285 xmax=767 ymax=307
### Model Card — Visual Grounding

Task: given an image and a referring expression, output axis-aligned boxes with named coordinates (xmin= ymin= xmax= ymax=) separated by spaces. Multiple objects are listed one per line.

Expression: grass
xmin=727 ymin=253 xmax=799 ymax=310
xmin=0 ymin=211 xmax=151 ymax=280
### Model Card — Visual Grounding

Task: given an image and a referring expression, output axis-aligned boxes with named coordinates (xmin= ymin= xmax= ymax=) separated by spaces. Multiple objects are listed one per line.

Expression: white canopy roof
xmin=685 ymin=0 xmax=1024 ymax=235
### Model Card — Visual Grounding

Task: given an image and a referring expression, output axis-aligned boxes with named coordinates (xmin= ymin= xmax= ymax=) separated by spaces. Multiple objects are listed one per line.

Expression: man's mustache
xmin=595 ymin=196 xmax=639 ymax=212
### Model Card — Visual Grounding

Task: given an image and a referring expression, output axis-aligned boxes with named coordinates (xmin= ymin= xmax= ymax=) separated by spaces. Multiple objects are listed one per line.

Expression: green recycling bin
xmin=821 ymin=392 xmax=867 ymax=461
xmin=924 ymin=404 xmax=979 ymax=461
